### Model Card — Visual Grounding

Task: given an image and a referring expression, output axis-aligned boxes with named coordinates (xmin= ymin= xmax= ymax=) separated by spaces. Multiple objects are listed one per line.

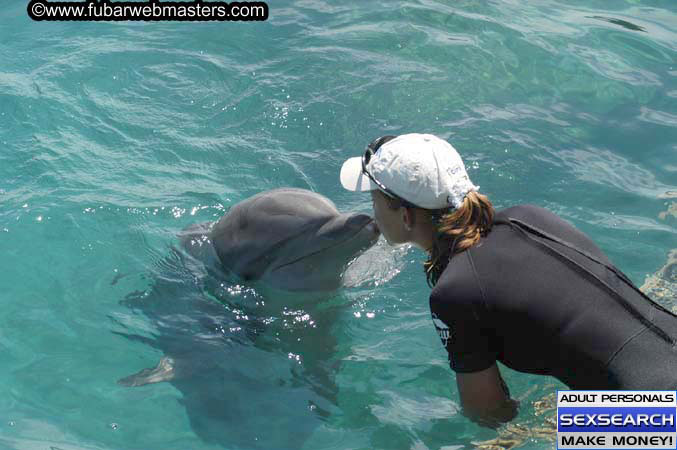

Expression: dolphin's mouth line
xmin=269 ymin=219 xmax=376 ymax=274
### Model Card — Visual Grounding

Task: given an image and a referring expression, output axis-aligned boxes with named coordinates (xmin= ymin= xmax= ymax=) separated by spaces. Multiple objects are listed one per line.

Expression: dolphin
xmin=179 ymin=187 xmax=380 ymax=292
xmin=115 ymin=188 xmax=380 ymax=448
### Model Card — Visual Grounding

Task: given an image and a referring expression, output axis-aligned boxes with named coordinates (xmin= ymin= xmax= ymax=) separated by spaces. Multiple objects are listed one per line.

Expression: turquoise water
xmin=1 ymin=0 xmax=676 ymax=448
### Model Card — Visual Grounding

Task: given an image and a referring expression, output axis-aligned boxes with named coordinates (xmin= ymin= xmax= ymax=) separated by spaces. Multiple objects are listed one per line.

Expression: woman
xmin=339 ymin=133 xmax=677 ymax=426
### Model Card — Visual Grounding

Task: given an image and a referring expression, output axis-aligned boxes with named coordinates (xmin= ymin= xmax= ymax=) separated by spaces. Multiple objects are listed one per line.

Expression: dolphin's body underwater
xmin=117 ymin=188 xmax=380 ymax=448
xmin=179 ymin=187 xmax=380 ymax=292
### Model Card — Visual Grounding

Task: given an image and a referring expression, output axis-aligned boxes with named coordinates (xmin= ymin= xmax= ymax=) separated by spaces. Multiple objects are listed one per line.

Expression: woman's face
xmin=370 ymin=190 xmax=408 ymax=245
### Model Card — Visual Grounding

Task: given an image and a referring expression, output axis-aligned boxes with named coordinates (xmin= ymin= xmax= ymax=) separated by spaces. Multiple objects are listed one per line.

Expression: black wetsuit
xmin=429 ymin=204 xmax=677 ymax=389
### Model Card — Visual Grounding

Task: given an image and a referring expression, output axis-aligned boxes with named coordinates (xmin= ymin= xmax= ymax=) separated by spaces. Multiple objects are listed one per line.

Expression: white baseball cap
xmin=340 ymin=133 xmax=479 ymax=209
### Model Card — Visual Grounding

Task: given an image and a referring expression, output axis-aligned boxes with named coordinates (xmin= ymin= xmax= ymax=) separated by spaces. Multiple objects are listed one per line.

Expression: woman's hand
xmin=456 ymin=363 xmax=519 ymax=428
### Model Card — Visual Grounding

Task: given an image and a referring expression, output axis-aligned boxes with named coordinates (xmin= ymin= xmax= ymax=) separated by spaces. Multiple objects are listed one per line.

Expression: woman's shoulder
xmin=493 ymin=203 xmax=613 ymax=267
xmin=496 ymin=204 xmax=594 ymax=234
xmin=496 ymin=203 xmax=559 ymax=222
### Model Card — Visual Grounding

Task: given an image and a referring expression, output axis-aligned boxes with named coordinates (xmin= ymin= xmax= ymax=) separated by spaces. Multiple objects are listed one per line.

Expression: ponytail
xmin=423 ymin=191 xmax=495 ymax=287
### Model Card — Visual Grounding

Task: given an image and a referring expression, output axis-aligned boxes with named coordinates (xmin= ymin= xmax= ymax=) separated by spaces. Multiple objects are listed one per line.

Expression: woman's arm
xmin=456 ymin=363 xmax=519 ymax=428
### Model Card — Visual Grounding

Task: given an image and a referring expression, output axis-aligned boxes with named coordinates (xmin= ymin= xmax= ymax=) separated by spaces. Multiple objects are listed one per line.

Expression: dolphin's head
xmin=210 ymin=188 xmax=380 ymax=292
xmin=265 ymin=211 xmax=380 ymax=291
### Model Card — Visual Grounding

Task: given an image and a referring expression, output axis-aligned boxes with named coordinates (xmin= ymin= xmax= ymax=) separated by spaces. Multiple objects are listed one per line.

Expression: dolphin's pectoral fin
xmin=118 ymin=357 xmax=176 ymax=387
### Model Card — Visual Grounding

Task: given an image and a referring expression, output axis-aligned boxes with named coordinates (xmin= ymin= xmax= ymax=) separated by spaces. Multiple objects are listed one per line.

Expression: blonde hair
xmin=383 ymin=190 xmax=495 ymax=286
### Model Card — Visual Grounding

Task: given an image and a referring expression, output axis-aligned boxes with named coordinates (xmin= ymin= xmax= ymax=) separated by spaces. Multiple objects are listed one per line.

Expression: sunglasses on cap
xmin=362 ymin=135 xmax=417 ymax=208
